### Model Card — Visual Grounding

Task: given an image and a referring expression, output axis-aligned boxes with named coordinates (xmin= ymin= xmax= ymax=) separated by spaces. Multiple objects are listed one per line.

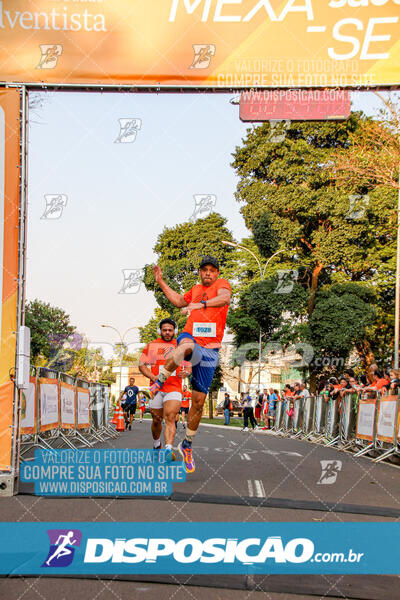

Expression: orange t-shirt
xmin=183 ymin=278 xmax=231 ymax=348
xmin=140 ymin=339 xmax=184 ymax=394
xmin=181 ymin=390 xmax=191 ymax=408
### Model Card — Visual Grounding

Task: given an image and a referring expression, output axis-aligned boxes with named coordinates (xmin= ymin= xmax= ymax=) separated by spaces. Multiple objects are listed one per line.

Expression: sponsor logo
xmin=84 ymin=536 xmax=314 ymax=564
xmin=42 ymin=529 xmax=82 ymax=567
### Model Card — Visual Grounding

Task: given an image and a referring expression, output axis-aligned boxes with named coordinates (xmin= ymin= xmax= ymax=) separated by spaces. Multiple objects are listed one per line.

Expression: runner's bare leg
xmin=163 ymin=400 xmax=181 ymax=446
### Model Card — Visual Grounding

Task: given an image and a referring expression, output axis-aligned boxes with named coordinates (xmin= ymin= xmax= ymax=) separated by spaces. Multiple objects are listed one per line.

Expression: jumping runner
xmin=145 ymin=256 xmax=231 ymax=473
xmin=139 ymin=318 xmax=190 ymax=459
xmin=118 ymin=376 xmax=139 ymax=430
xmin=179 ymin=385 xmax=191 ymax=428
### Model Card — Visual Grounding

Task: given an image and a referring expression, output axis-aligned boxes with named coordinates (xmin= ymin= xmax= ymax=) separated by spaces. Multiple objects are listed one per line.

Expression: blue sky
xmin=26 ymin=90 xmax=390 ymax=358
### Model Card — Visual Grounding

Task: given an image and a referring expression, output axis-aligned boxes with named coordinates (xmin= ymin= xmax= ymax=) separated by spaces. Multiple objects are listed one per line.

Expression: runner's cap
xmin=199 ymin=256 xmax=219 ymax=270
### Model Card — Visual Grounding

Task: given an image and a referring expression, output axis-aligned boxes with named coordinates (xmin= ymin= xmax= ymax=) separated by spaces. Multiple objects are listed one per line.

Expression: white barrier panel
xmin=60 ymin=382 xmax=76 ymax=429
xmin=77 ymin=388 xmax=90 ymax=429
xmin=356 ymin=399 xmax=376 ymax=441
xmin=376 ymin=396 xmax=397 ymax=444
xmin=39 ymin=378 xmax=59 ymax=431
xmin=21 ymin=376 xmax=36 ymax=434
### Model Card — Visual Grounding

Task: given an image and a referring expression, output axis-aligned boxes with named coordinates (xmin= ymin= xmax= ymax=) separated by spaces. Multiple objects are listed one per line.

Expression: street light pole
xmin=222 ymin=241 xmax=286 ymax=390
xmin=101 ymin=324 xmax=139 ymax=395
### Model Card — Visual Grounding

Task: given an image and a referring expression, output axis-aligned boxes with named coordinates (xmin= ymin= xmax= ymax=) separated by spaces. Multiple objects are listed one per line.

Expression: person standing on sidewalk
xmin=223 ymin=392 xmax=231 ymax=425
xmin=242 ymin=392 xmax=257 ymax=431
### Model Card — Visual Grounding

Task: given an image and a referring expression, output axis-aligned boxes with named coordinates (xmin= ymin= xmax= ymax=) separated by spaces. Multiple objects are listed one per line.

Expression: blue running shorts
xmin=177 ymin=332 xmax=219 ymax=395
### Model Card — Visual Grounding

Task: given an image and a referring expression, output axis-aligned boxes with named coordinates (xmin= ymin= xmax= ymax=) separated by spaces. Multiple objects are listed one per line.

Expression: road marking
xmin=241 ymin=453 xmax=251 ymax=461
xmin=248 ymin=480 xmax=265 ymax=498
xmin=254 ymin=480 xmax=266 ymax=498
xmin=229 ymin=441 xmax=238 ymax=446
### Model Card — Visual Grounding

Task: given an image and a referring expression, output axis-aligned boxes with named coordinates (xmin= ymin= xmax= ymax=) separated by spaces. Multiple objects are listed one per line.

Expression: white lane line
xmin=229 ymin=441 xmax=238 ymax=446
xmin=247 ymin=480 xmax=254 ymax=497
xmin=254 ymin=480 xmax=266 ymax=498
xmin=241 ymin=453 xmax=251 ymax=461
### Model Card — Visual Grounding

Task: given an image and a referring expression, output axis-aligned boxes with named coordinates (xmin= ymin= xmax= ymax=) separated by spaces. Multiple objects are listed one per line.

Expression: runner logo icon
xmin=42 ymin=529 xmax=82 ymax=567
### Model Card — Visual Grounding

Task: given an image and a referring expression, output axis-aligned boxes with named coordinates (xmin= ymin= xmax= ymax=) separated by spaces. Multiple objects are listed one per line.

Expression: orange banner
xmin=356 ymin=398 xmax=376 ymax=442
xmin=0 ymin=1 xmax=399 ymax=88
xmin=0 ymin=88 xmax=20 ymax=471
xmin=60 ymin=381 xmax=76 ymax=430
xmin=38 ymin=377 xmax=59 ymax=432
xmin=375 ymin=395 xmax=398 ymax=444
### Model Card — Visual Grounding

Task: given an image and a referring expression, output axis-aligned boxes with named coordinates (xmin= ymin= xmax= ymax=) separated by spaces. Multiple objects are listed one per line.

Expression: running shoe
xmin=241 ymin=427 xmax=249 ymax=432
xmin=142 ymin=380 xmax=162 ymax=399
xmin=178 ymin=441 xmax=195 ymax=473
xmin=165 ymin=448 xmax=176 ymax=462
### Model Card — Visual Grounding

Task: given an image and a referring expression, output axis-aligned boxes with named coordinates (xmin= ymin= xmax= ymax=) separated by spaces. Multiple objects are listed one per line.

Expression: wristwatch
xmin=200 ymin=300 xmax=207 ymax=309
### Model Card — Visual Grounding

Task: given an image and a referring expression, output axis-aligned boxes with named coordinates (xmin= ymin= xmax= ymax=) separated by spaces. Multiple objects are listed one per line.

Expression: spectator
xmin=265 ymin=387 xmax=278 ymax=428
xmin=241 ymin=392 xmax=257 ymax=432
xmin=388 ymin=369 xmax=400 ymax=394
xmin=255 ymin=389 xmax=263 ymax=426
xmin=286 ymin=400 xmax=294 ymax=418
xmin=223 ymin=392 xmax=231 ymax=425
xmin=364 ymin=368 xmax=390 ymax=395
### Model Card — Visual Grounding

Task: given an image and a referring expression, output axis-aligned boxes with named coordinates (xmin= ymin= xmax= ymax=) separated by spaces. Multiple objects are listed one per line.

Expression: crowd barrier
xmin=19 ymin=367 xmax=117 ymax=460
xmin=270 ymin=391 xmax=400 ymax=465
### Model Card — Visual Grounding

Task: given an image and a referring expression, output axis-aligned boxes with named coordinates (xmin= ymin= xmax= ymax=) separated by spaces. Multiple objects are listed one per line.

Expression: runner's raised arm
xmin=153 ymin=265 xmax=188 ymax=308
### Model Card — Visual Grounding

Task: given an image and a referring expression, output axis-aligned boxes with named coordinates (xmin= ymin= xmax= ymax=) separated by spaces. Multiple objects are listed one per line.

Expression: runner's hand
xmin=153 ymin=265 xmax=163 ymax=285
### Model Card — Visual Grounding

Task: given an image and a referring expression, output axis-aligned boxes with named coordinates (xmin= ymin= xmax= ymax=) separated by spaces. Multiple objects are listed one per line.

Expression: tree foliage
xmin=230 ymin=114 xmax=397 ymax=371
xmin=25 ymin=299 xmax=76 ymax=364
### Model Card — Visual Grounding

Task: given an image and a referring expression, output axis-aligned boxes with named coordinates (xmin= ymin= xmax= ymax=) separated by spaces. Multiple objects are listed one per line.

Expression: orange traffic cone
xmin=112 ymin=401 xmax=120 ymax=425
xmin=116 ymin=406 xmax=125 ymax=432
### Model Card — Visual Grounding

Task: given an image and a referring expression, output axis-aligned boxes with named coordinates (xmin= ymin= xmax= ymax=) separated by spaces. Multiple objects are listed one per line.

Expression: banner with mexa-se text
xmin=0 ymin=88 xmax=20 ymax=472
xmin=0 ymin=1 xmax=399 ymax=88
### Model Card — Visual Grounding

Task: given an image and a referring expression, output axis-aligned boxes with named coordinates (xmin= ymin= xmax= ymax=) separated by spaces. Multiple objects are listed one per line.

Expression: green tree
xmin=231 ymin=115 xmax=397 ymax=370
xmin=25 ymin=299 xmax=76 ymax=366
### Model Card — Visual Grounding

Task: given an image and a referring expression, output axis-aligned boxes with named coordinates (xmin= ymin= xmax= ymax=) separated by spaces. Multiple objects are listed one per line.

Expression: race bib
xmin=192 ymin=322 xmax=216 ymax=337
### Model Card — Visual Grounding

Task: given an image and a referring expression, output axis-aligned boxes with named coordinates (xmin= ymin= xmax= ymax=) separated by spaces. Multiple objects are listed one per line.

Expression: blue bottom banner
xmin=0 ymin=522 xmax=398 ymax=575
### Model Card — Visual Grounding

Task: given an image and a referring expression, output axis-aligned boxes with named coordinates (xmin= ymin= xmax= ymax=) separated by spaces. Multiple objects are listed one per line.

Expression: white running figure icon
xmin=46 ymin=531 xmax=77 ymax=566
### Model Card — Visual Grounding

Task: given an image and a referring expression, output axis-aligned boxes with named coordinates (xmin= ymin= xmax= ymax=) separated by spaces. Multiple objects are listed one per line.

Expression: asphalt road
xmin=3 ymin=419 xmax=399 ymax=600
